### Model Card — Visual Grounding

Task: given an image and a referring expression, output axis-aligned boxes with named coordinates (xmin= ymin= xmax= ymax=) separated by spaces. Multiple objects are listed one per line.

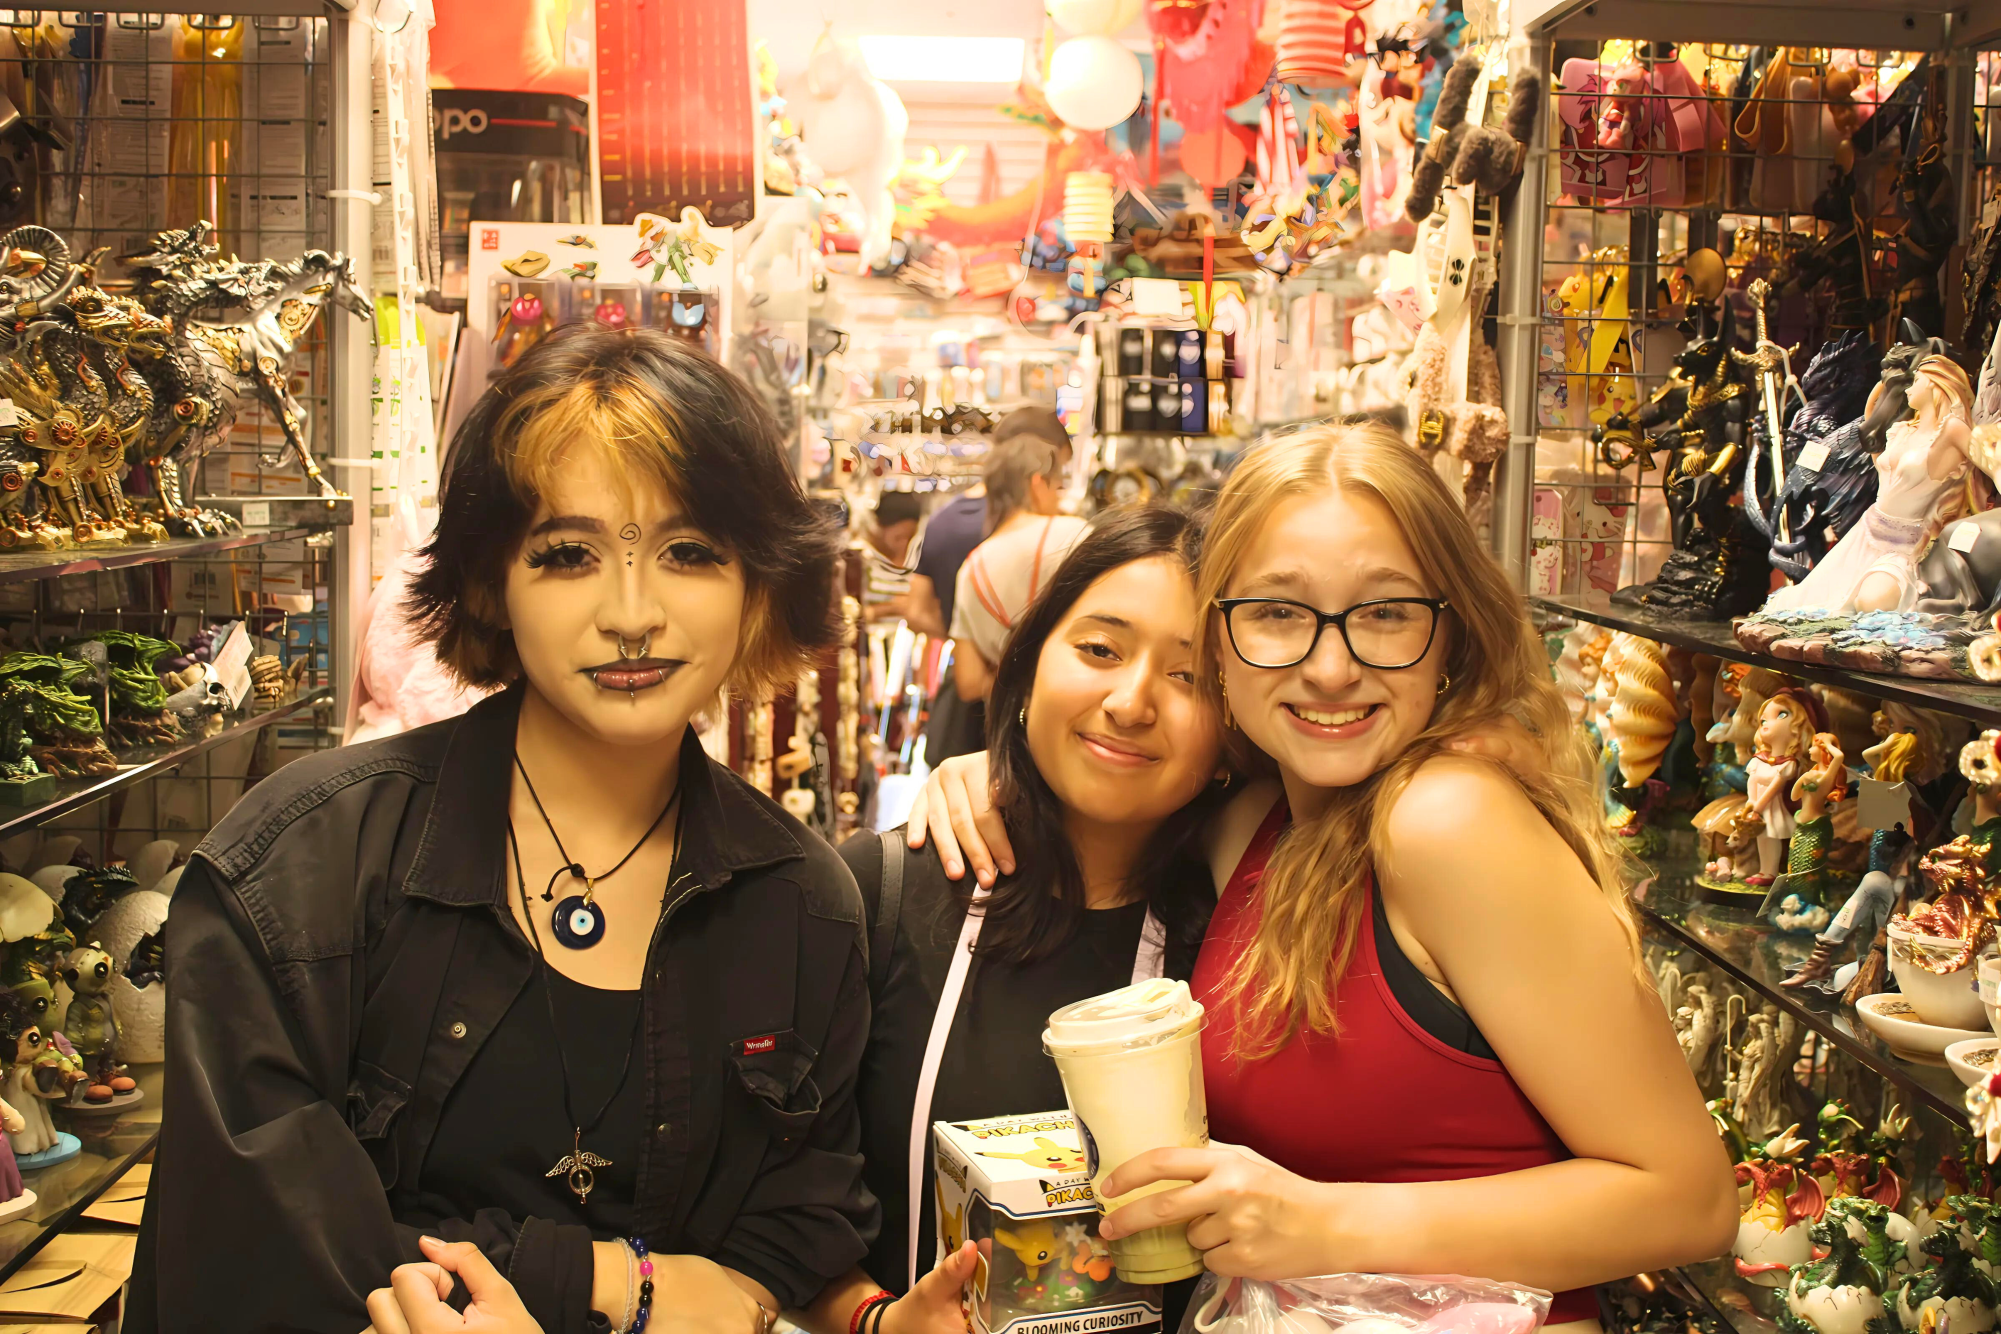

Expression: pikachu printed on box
xmin=934 ymin=1112 xmax=1162 ymax=1334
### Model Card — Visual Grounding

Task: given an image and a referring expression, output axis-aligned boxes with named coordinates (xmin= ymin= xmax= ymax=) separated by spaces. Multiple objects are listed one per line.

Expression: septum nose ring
xmin=617 ymin=634 xmax=651 ymax=661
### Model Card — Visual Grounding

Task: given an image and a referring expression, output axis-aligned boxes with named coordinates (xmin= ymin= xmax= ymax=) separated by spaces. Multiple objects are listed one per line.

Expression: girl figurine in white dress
xmin=1763 ymin=355 xmax=1977 ymax=614
xmin=1743 ymin=687 xmax=1821 ymax=886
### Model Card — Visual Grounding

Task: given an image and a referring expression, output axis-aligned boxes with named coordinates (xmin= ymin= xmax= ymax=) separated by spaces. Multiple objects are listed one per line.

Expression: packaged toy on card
xmin=935 ymin=1112 xmax=1164 ymax=1334
xmin=1180 ymin=1272 xmax=1551 ymax=1334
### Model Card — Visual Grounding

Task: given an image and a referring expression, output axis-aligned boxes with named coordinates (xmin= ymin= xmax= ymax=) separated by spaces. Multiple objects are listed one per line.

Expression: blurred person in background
xmin=917 ymin=407 xmax=1074 ymax=764
xmin=860 ymin=491 xmax=924 ymax=624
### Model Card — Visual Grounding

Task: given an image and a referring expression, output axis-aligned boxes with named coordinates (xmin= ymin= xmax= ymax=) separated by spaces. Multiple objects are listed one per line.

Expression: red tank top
xmin=1193 ymin=802 xmax=1598 ymax=1325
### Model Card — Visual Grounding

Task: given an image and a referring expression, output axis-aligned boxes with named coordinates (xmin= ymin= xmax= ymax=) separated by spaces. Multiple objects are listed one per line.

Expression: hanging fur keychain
xmin=1407 ymin=58 xmax=1544 ymax=223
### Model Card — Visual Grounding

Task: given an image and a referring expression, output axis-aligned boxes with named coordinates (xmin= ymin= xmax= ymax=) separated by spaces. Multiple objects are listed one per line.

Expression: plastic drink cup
xmin=1043 ymin=978 xmax=1209 ymax=1284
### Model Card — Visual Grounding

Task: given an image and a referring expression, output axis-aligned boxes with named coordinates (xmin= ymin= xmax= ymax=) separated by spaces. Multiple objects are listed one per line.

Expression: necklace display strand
xmin=507 ymin=819 xmax=670 ymax=1205
xmin=514 ymin=754 xmax=681 ymax=949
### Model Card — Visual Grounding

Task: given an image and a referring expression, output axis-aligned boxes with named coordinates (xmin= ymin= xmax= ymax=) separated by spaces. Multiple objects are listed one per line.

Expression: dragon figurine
xmin=118 ymin=222 xmax=372 ymax=517
xmin=63 ymin=631 xmax=181 ymax=747
xmin=1777 ymin=1196 xmax=1906 ymax=1334
xmin=0 ymin=653 xmax=113 ymax=783
xmin=1743 ymin=333 xmax=1884 ymax=583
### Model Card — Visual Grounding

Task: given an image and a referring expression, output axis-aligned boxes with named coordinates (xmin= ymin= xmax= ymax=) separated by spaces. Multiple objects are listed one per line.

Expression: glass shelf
xmin=1532 ymin=595 xmax=2001 ymax=731
xmin=0 ymin=686 xmax=332 ymax=840
xmin=0 ymin=1062 xmax=160 ymax=1281
xmin=0 ymin=526 xmax=330 ymax=588
xmin=1673 ymin=1259 xmax=1780 ymax=1334
xmin=1637 ymin=866 xmax=1973 ymax=1129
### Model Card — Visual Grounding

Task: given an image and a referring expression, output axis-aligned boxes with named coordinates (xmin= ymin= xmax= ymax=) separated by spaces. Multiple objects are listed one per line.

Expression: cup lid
xmin=1044 ymin=977 xmax=1204 ymax=1054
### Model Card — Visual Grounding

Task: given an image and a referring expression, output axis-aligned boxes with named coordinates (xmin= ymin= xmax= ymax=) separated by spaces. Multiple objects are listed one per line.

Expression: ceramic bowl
xmin=1947 ymin=1037 xmax=2001 ymax=1089
xmin=1888 ymin=924 xmax=1989 ymax=1030
xmin=1856 ymin=992 xmax=1992 ymax=1065
xmin=1982 ymin=957 xmax=2001 ymax=1039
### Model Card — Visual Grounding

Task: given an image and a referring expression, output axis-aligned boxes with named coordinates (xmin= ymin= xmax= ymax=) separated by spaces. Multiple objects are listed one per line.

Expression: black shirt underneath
xmin=424 ymin=965 xmax=647 ymax=1239
xmin=841 ymin=831 xmax=1211 ymax=1303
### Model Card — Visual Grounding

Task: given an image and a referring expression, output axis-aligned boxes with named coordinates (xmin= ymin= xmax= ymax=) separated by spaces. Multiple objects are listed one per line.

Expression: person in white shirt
xmin=949 ymin=432 xmax=1089 ymax=703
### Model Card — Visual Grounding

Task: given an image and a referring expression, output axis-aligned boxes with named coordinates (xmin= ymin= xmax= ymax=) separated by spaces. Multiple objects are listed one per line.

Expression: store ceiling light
xmin=857 ymin=36 xmax=1027 ymax=84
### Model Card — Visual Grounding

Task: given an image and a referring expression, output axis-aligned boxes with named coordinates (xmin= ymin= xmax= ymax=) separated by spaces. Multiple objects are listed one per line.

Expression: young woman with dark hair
xmin=130 ymin=326 xmax=875 ymax=1334
xmin=794 ymin=503 xmax=1230 ymax=1334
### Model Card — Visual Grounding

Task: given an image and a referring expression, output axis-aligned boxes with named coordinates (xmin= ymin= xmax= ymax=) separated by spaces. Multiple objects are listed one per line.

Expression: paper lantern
xmin=1180 ymin=122 xmax=1248 ymax=185
xmin=1063 ymin=171 xmax=1116 ymax=245
xmin=1046 ymin=36 xmax=1145 ymax=132
xmin=1275 ymin=0 xmax=1365 ymax=87
xmin=1047 ymin=0 xmax=1141 ymax=35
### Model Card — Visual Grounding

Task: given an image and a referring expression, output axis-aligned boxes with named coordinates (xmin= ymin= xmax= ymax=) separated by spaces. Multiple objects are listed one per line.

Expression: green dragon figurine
xmin=1894 ymin=1197 xmax=2001 ymax=1332
xmin=63 ymin=631 xmax=181 ymax=747
xmin=1779 ymin=1197 xmax=1907 ymax=1334
xmin=0 ymin=652 xmax=116 ymax=791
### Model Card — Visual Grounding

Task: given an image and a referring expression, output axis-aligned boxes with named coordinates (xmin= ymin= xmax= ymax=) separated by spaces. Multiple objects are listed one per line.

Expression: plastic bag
xmin=1182 ymin=1272 xmax=1554 ymax=1334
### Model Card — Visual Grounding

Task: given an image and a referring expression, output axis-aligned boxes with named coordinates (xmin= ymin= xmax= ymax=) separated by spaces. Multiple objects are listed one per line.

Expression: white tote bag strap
xmin=907 ymin=900 xmax=1168 ymax=1289
xmin=1133 ymin=907 xmax=1167 ymax=984
xmin=909 ymin=888 xmax=987 ymax=1289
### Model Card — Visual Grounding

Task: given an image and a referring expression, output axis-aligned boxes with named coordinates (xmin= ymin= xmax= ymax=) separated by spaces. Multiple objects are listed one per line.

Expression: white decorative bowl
xmin=1947 ymin=1037 xmax=2001 ymax=1089
xmin=1888 ymin=924 xmax=1989 ymax=1030
xmin=1856 ymin=992 xmax=1991 ymax=1064
xmin=1981 ymin=956 xmax=2001 ymax=1040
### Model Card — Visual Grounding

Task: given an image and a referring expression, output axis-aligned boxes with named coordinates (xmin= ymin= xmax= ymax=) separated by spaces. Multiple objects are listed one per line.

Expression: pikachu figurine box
xmin=933 ymin=1112 xmax=1162 ymax=1334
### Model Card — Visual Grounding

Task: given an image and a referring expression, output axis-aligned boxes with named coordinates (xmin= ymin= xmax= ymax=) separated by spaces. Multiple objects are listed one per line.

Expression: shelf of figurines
xmin=1638 ymin=861 xmax=1972 ymax=1128
xmin=0 ymin=1064 xmax=158 ymax=1282
xmin=0 ymin=684 xmax=330 ymax=842
xmin=1534 ymin=596 xmax=2001 ymax=732
xmin=0 ymin=521 xmax=334 ymax=589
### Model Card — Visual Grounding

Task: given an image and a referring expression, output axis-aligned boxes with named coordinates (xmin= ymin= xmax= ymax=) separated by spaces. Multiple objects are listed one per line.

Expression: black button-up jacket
xmin=127 ymin=687 xmax=877 ymax=1333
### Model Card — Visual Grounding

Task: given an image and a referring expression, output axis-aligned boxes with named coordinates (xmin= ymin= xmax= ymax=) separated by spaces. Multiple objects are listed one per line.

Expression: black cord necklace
xmin=515 ymin=754 xmax=681 ymax=949
xmin=508 ymin=819 xmax=670 ymax=1205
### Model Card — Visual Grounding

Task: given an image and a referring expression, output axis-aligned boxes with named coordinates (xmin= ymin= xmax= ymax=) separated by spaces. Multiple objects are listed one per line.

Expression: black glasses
xmin=1215 ymin=597 xmax=1450 ymax=670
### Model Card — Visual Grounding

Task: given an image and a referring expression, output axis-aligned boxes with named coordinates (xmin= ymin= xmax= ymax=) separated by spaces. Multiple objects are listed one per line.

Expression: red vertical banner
xmin=595 ymin=0 xmax=756 ymax=226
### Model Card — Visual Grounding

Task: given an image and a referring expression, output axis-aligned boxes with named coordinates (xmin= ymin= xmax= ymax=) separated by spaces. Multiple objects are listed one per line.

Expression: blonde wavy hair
xmin=1194 ymin=424 xmax=1641 ymax=1059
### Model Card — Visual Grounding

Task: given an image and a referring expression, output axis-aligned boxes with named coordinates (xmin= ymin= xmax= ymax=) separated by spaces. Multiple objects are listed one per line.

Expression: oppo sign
xmin=436 ymin=108 xmax=490 ymax=139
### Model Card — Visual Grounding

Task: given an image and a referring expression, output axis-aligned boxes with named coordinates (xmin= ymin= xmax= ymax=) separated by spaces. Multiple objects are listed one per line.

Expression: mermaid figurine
xmin=1744 ymin=687 xmax=1823 ymax=886
xmin=1762 ymin=353 xmax=1977 ymax=614
xmin=1773 ymin=732 xmax=1846 ymax=922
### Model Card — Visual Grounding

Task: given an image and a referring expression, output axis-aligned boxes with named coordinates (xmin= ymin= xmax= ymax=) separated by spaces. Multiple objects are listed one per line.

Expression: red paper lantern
xmin=1180 ymin=122 xmax=1249 ymax=186
xmin=1275 ymin=0 xmax=1368 ymax=87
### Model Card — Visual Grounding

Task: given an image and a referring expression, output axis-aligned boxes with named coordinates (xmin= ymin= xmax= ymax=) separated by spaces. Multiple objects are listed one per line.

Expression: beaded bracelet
xmin=851 ymin=1290 xmax=895 ymax=1334
xmin=627 ymin=1236 xmax=654 ymax=1334
xmin=864 ymin=1294 xmax=894 ymax=1334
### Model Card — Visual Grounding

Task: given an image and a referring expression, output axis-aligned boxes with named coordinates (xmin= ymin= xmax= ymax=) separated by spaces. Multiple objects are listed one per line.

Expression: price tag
xmin=0 ymin=399 xmax=19 ymax=428
xmin=240 ymin=500 xmax=271 ymax=529
xmin=211 ymin=621 xmax=253 ymax=710
xmin=1857 ymin=776 xmax=1914 ymax=833
xmin=1796 ymin=441 xmax=1829 ymax=472
xmin=1951 ymin=520 xmax=1982 ymax=554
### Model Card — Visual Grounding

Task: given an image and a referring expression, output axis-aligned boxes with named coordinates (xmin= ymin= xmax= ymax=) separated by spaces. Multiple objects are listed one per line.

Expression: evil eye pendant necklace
xmin=514 ymin=754 xmax=681 ymax=949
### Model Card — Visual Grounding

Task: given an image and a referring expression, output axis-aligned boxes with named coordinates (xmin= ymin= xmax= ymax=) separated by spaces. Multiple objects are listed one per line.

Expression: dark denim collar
xmin=402 ymin=684 xmax=804 ymax=907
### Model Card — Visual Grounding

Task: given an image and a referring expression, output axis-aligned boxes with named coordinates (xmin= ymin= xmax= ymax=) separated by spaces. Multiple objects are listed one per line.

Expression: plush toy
xmin=1399 ymin=210 xmax=1507 ymax=529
